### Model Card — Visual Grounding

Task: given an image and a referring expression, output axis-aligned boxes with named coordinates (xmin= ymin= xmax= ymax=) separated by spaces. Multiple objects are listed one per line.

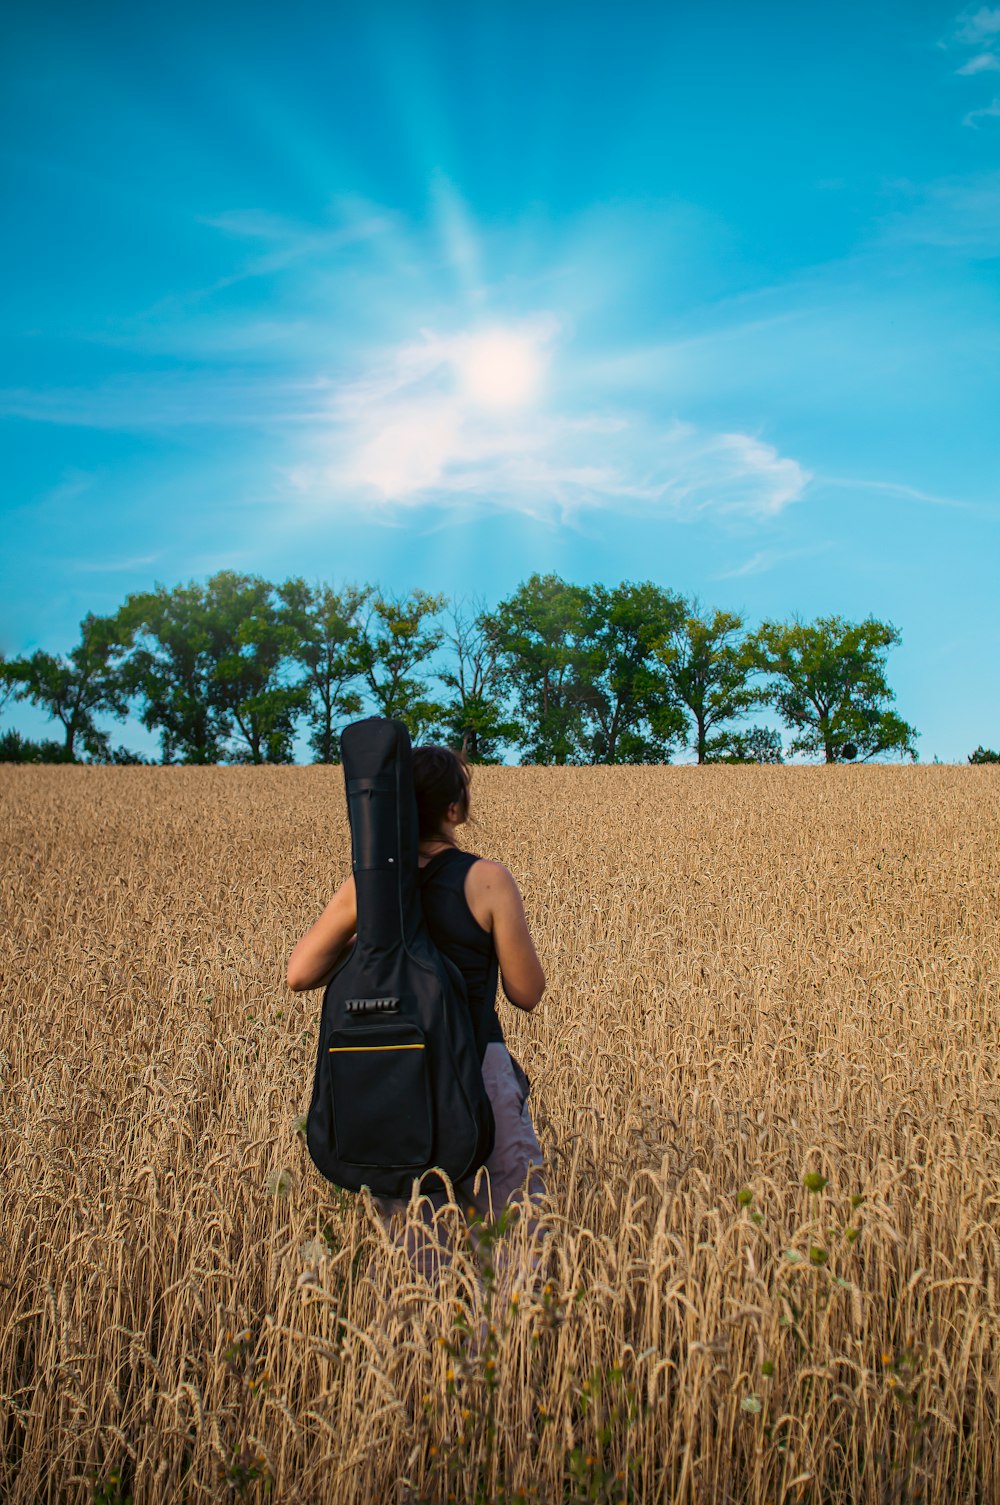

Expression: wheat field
xmin=2 ymin=765 xmax=998 ymax=1504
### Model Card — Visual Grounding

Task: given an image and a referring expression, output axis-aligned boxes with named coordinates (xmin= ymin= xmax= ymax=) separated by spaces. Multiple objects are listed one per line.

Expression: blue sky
xmin=2 ymin=0 xmax=998 ymax=762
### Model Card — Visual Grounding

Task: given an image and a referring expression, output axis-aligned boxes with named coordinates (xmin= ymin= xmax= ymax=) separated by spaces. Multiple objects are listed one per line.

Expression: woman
xmin=287 ymin=745 xmax=548 ymax=1292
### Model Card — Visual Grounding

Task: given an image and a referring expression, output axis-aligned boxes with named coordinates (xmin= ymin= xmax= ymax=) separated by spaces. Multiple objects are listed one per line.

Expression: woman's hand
xmin=287 ymin=874 xmax=358 ymax=991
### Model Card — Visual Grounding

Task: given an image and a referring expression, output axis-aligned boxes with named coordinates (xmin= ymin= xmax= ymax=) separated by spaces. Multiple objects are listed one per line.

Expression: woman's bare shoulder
xmin=468 ymin=857 xmax=519 ymax=889
xmin=463 ymin=860 xmax=518 ymax=903
xmin=466 ymin=858 xmax=522 ymax=918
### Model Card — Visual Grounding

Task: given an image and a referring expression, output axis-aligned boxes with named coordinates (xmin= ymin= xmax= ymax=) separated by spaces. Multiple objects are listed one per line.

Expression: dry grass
xmin=1 ymin=764 xmax=998 ymax=1505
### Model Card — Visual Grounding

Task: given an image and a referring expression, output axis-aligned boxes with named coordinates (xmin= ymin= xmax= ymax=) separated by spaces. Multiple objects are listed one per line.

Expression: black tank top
xmin=418 ymin=846 xmax=505 ymax=1061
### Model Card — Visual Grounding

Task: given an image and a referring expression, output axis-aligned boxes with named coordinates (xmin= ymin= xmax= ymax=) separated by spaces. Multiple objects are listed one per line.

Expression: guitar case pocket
xmin=327 ymin=1022 xmax=433 ymax=1168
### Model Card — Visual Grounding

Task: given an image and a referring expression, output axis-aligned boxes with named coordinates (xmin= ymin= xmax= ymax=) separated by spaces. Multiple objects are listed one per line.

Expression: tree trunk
xmin=607 ymin=703 xmax=621 ymax=764
xmin=321 ymin=691 xmax=334 ymax=764
xmin=697 ymin=715 xmax=707 ymax=764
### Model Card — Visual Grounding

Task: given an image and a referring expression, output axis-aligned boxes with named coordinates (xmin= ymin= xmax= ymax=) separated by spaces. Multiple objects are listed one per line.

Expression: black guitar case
xmin=306 ymin=716 xmax=496 ymax=1198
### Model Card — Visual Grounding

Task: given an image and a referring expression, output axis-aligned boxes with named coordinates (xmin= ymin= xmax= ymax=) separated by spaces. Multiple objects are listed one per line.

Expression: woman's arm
xmin=472 ymin=861 xmax=546 ymax=1012
xmin=287 ymin=874 xmax=358 ymax=992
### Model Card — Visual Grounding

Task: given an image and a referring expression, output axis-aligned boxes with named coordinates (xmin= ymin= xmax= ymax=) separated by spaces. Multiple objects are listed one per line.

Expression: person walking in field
xmin=286 ymin=745 xmax=549 ymax=1295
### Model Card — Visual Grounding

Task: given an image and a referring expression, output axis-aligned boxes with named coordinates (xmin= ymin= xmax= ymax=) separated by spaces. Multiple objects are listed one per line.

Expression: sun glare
xmin=456 ymin=328 xmax=543 ymax=409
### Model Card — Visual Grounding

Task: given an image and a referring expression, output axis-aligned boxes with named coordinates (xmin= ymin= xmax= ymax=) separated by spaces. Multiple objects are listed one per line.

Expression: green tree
xmin=205 ymin=572 xmax=308 ymax=763
xmin=749 ymin=614 xmax=918 ymax=763
xmin=577 ymin=580 xmax=688 ymax=762
xmin=709 ymin=724 xmax=784 ymax=764
xmin=0 ymin=652 xmax=16 ymax=718
xmin=486 ymin=573 xmax=593 ymax=765
xmin=436 ymin=595 xmax=521 ymax=762
xmin=277 ymin=577 xmax=373 ymax=762
xmin=355 ymin=588 xmax=448 ymax=742
xmin=0 ymin=729 xmax=77 ymax=763
xmin=116 ymin=580 xmax=233 ymax=763
xmin=3 ymin=613 xmax=132 ymax=759
xmin=651 ymin=600 xmax=765 ymax=764
xmin=117 ymin=573 xmax=306 ymax=763
xmin=968 ymin=746 xmax=999 ymax=764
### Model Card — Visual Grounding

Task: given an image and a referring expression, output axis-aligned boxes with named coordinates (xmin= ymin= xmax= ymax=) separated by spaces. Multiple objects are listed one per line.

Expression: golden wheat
xmin=1 ymin=765 xmax=998 ymax=1504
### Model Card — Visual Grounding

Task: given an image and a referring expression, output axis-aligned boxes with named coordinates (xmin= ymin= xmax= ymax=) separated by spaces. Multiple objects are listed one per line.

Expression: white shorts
xmin=369 ymin=1042 xmax=547 ymax=1286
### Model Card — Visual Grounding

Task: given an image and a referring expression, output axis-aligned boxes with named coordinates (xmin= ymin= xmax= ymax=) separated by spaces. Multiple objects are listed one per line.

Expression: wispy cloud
xmin=118 ymin=199 xmax=397 ymax=333
xmin=2 ymin=298 xmax=812 ymax=526
xmin=863 ymin=168 xmax=1000 ymax=252
xmin=8 ymin=177 xmax=990 ymax=537
xmin=193 ymin=205 xmax=395 ymax=291
xmin=712 ymin=544 xmax=830 ymax=581
xmin=0 ymin=373 xmax=332 ymax=430
xmin=939 ymin=8 xmax=1000 ymax=110
xmin=942 ymin=7 xmax=1000 ymax=115
xmin=956 ymin=51 xmax=1000 ymax=72
xmin=213 ymin=196 xmax=392 ymax=248
xmin=69 ymin=552 xmax=163 ymax=573
xmin=286 ymin=404 xmax=811 ymax=526
xmin=281 ymin=320 xmax=811 ymax=525
xmin=6 ymin=469 xmax=98 ymax=524
xmin=963 ymin=95 xmax=1000 ymax=124
xmin=953 ymin=5 xmax=1000 ymax=45
xmin=199 ymin=210 xmax=306 ymax=240
xmin=815 ymin=474 xmax=983 ymax=512
xmin=42 ymin=471 xmax=96 ymax=507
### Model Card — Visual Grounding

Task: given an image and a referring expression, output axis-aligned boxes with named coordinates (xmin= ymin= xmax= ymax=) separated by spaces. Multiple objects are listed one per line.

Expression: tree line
xmin=0 ymin=571 xmax=922 ymax=766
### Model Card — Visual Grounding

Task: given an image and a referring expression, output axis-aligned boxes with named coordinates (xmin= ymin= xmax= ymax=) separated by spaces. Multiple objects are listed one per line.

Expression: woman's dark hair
xmin=412 ymin=744 xmax=473 ymax=841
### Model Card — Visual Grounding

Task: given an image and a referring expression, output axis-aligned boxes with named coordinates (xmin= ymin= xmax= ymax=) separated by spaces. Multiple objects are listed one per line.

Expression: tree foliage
xmin=3 ymin=575 xmax=923 ymax=766
xmin=0 ymin=729 xmax=78 ymax=763
xmin=0 ymin=653 xmax=17 ymax=716
xmin=486 ymin=573 xmax=593 ymax=765
xmin=651 ymin=601 xmax=764 ymax=764
xmin=355 ymin=588 xmax=448 ymax=742
xmin=117 ymin=573 xmax=308 ymax=763
xmin=710 ymin=725 xmax=785 ymax=764
xmin=204 ymin=572 xmax=307 ymax=764
xmin=436 ymin=595 xmax=520 ymax=762
xmin=749 ymin=614 xmax=918 ymax=763
xmin=115 ymin=580 xmax=232 ymax=763
xmin=276 ymin=577 xmax=372 ymax=763
xmin=576 ymin=581 xmax=688 ymax=763
xmin=3 ymin=614 xmax=132 ymax=759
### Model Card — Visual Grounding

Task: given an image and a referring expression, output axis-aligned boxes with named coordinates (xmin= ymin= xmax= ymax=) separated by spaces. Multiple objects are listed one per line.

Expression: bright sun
xmin=456 ymin=328 xmax=543 ymax=410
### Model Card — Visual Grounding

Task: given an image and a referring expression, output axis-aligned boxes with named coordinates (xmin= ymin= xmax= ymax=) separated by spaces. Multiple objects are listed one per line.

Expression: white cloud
xmin=198 ymin=209 xmax=300 ymax=240
xmin=129 ymin=203 xmax=397 ymax=319
xmin=946 ymin=8 xmax=1000 ymax=120
xmin=0 ymin=272 xmax=812 ymax=527
xmin=0 ymin=373 xmax=330 ymax=429
xmin=24 ymin=184 xmax=989 ymax=539
xmin=38 ymin=470 xmax=96 ymax=507
xmin=956 ymin=50 xmax=1000 ymax=71
xmin=864 ymin=168 xmax=1000 ymax=250
xmin=963 ymin=95 xmax=1000 ymax=124
xmin=712 ymin=545 xmax=829 ymax=580
xmin=348 ymin=399 xmax=462 ymax=498
xmin=71 ymin=553 xmax=163 ymax=573
xmin=427 ymin=170 xmax=486 ymax=305
xmin=954 ymin=5 xmax=1000 ymax=45
xmin=282 ymin=322 xmax=811 ymax=524
xmin=814 ymin=474 xmax=982 ymax=512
